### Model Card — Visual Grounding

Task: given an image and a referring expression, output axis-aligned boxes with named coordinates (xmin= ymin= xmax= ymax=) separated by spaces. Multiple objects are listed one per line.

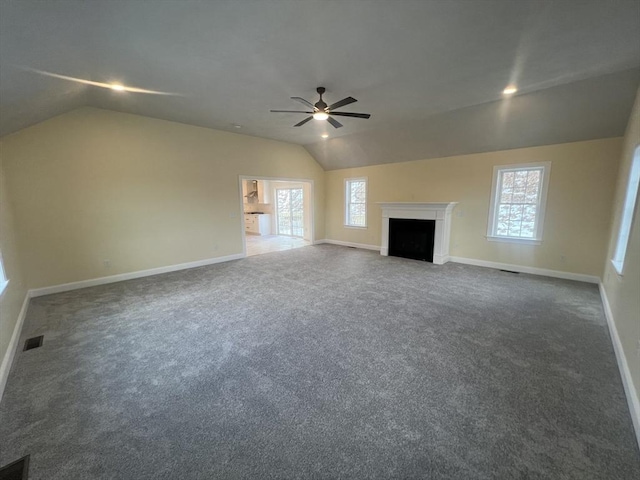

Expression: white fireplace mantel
xmin=377 ymin=202 xmax=457 ymax=265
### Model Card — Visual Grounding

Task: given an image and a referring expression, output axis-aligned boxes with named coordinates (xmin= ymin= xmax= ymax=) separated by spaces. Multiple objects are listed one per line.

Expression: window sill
xmin=344 ymin=225 xmax=367 ymax=230
xmin=486 ymin=235 xmax=542 ymax=246
xmin=0 ymin=280 xmax=9 ymax=298
xmin=343 ymin=225 xmax=367 ymax=230
xmin=611 ymin=259 xmax=624 ymax=276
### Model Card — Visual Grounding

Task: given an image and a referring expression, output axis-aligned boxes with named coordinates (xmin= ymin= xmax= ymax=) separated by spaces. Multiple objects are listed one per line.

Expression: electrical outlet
xmin=103 ymin=259 xmax=111 ymax=268
xmin=560 ymin=254 xmax=566 ymax=263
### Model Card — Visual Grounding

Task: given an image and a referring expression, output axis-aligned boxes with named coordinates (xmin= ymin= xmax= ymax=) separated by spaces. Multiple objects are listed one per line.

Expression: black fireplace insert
xmin=388 ymin=218 xmax=435 ymax=262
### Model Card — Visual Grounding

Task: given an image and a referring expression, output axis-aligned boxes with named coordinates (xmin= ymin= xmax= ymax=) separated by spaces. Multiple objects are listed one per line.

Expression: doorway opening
xmin=238 ymin=176 xmax=314 ymax=257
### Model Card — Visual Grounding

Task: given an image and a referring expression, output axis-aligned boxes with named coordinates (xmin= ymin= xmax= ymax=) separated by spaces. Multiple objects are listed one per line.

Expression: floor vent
xmin=0 ymin=454 xmax=30 ymax=480
xmin=23 ymin=336 xmax=44 ymax=351
xmin=500 ymin=269 xmax=520 ymax=274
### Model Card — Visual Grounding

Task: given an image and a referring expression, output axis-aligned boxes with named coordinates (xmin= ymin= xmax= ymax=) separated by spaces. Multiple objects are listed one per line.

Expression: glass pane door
xmin=276 ymin=188 xmax=304 ymax=237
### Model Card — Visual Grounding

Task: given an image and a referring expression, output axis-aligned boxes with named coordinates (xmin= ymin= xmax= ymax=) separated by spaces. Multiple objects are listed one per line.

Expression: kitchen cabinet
xmin=244 ymin=214 xmax=271 ymax=235
xmin=258 ymin=180 xmax=270 ymax=204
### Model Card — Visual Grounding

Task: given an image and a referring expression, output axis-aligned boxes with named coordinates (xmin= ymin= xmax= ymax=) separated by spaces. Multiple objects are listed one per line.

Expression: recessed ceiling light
xmin=321 ymin=134 xmax=329 ymax=139
xmin=110 ymin=84 xmax=126 ymax=92
xmin=233 ymin=124 xmax=242 ymax=129
xmin=313 ymin=112 xmax=329 ymax=121
xmin=503 ymin=86 xmax=517 ymax=95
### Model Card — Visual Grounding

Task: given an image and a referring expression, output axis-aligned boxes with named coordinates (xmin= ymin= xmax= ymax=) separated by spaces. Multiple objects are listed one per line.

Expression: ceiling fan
xmin=270 ymin=87 xmax=371 ymax=128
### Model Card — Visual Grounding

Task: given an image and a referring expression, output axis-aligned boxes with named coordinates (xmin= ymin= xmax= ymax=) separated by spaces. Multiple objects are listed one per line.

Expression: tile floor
xmin=245 ymin=234 xmax=311 ymax=256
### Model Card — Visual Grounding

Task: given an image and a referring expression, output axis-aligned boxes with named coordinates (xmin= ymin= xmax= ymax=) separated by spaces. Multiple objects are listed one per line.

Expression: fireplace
xmin=389 ymin=218 xmax=435 ymax=262
xmin=378 ymin=202 xmax=457 ymax=265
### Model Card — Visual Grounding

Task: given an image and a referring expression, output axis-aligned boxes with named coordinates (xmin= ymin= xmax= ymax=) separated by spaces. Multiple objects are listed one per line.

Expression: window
xmin=276 ymin=187 xmax=304 ymax=237
xmin=487 ymin=162 xmax=551 ymax=244
xmin=345 ymin=178 xmax=367 ymax=227
xmin=0 ymin=251 xmax=7 ymax=296
xmin=612 ymin=146 xmax=640 ymax=275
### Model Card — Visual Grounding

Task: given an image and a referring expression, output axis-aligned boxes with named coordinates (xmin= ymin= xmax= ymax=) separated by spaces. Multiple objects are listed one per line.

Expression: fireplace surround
xmin=378 ymin=202 xmax=457 ymax=265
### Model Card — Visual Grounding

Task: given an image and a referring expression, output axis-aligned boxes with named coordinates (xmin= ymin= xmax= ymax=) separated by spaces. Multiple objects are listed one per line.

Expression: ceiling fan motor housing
xmin=316 ymin=87 xmax=327 ymax=111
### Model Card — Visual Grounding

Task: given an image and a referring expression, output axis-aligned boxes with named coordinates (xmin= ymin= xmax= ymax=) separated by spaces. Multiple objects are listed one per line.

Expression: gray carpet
xmin=1 ymin=245 xmax=639 ymax=479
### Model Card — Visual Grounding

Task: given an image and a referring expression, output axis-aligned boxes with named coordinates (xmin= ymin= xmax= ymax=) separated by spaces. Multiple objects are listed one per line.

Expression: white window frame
xmin=344 ymin=177 xmax=368 ymax=228
xmin=0 ymin=251 xmax=8 ymax=297
xmin=611 ymin=146 xmax=640 ymax=276
xmin=487 ymin=162 xmax=551 ymax=245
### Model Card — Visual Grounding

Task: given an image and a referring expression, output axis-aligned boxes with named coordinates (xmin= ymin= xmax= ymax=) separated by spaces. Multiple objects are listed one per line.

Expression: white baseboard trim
xmin=599 ymin=283 xmax=640 ymax=449
xmin=0 ymin=292 xmax=30 ymax=401
xmin=29 ymin=253 xmax=245 ymax=298
xmin=449 ymin=256 xmax=600 ymax=284
xmin=316 ymin=239 xmax=381 ymax=252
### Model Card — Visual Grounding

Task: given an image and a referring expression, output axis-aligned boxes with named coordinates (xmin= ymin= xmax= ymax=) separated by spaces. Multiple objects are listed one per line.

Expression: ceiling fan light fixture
xmin=270 ymin=87 xmax=369 ymax=129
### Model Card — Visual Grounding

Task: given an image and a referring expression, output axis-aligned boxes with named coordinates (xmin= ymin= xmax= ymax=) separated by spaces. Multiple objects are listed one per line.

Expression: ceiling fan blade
xmin=328 ymin=96 xmax=357 ymax=110
xmin=291 ymin=97 xmax=316 ymax=110
xmin=330 ymin=112 xmax=371 ymax=119
xmin=327 ymin=116 xmax=343 ymax=129
xmin=270 ymin=109 xmax=314 ymax=113
xmin=294 ymin=116 xmax=313 ymax=127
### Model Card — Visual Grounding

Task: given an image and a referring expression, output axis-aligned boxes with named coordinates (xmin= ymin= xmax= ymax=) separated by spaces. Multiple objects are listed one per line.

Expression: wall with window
xmin=1 ymin=107 xmax=325 ymax=289
xmin=324 ymin=137 xmax=622 ymax=277
xmin=0 ymin=156 xmax=28 ymax=386
xmin=602 ymin=87 xmax=640 ymax=406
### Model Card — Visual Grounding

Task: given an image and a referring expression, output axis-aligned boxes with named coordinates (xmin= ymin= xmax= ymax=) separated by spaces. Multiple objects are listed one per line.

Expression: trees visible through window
xmin=276 ymin=188 xmax=304 ymax=237
xmin=345 ymin=178 xmax=367 ymax=227
xmin=612 ymin=146 xmax=640 ymax=275
xmin=487 ymin=162 xmax=550 ymax=244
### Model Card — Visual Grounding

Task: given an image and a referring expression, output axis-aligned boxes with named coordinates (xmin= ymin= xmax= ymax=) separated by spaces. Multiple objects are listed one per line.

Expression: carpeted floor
xmin=1 ymin=245 xmax=639 ymax=479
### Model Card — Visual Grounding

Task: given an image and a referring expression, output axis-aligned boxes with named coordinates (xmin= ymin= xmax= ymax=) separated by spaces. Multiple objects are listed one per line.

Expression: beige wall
xmin=324 ymin=138 xmax=622 ymax=277
xmin=0 ymin=107 xmax=325 ymax=289
xmin=0 ymin=156 xmax=28 ymax=379
xmin=602 ymin=87 xmax=640 ymax=406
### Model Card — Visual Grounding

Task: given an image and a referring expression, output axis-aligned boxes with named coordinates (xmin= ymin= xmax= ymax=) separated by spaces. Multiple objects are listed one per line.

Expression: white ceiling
xmin=1 ymin=0 xmax=639 ymax=169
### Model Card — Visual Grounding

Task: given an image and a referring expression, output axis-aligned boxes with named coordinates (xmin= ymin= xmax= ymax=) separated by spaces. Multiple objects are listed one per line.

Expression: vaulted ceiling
xmin=1 ymin=0 xmax=639 ymax=170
